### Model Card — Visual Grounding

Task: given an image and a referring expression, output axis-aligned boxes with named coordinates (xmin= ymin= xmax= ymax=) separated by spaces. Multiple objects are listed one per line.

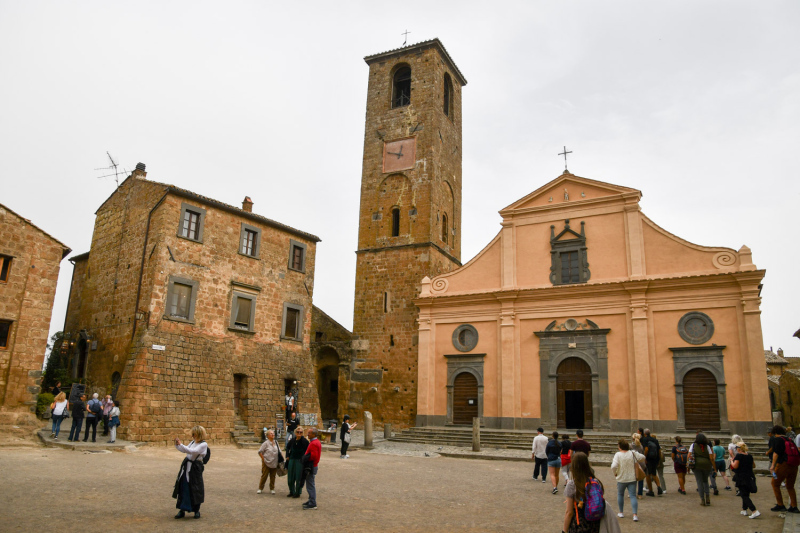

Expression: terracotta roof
xmin=0 ymin=203 xmax=71 ymax=258
xmin=765 ymin=349 xmax=790 ymax=365
xmin=364 ymin=38 xmax=467 ymax=86
xmin=784 ymin=369 xmax=800 ymax=379
xmin=769 ymin=375 xmax=781 ymax=385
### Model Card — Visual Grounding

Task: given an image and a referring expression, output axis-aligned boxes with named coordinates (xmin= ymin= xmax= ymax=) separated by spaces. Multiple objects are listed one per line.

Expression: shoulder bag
xmin=344 ymin=432 xmax=351 ymax=444
xmin=632 ymin=452 xmax=646 ymax=482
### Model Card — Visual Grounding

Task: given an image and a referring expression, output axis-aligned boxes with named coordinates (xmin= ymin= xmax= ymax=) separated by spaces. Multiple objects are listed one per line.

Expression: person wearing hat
xmin=340 ymin=415 xmax=357 ymax=459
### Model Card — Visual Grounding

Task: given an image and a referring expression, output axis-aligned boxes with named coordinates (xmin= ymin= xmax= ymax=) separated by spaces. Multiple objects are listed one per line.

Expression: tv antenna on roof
xmin=94 ymin=151 xmax=128 ymax=188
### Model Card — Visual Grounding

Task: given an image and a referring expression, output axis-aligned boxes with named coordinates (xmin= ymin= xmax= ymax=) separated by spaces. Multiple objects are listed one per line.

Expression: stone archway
xmin=314 ymin=346 xmax=340 ymax=422
xmin=670 ymin=346 xmax=729 ymax=432
xmin=445 ymin=353 xmax=485 ymax=425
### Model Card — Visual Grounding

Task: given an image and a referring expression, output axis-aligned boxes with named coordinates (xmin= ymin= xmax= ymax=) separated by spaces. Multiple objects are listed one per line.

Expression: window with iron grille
xmin=0 ymin=255 xmax=11 ymax=282
xmin=288 ymin=239 xmax=307 ymax=273
xmin=178 ymin=203 xmax=206 ymax=242
xmin=392 ymin=66 xmax=411 ymax=108
xmin=0 ymin=320 xmax=11 ymax=348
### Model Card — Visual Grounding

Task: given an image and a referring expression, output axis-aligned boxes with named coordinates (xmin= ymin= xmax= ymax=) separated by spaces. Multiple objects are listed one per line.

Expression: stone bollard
xmin=384 ymin=423 xmax=392 ymax=439
xmin=364 ymin=411 xmax=373 ymax=448
xmin=472 ymin=417 xmax=481 ymax=452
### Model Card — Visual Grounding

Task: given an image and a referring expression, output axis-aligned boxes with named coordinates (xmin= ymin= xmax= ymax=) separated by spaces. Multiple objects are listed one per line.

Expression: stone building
xmin=349 ymin=39 xmax=467 ymax=427
xmin=0 ymin=203 xmax=70 ymax=423
xmin=415 ymin=171 xmax=771 ymax=435
xmin=63 ymin=165 xmax=321 ymax=443
xmin=779 ymin=369 xmax=800 ymax=428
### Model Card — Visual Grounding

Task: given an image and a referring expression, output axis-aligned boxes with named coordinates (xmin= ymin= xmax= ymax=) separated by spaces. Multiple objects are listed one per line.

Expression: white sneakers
xmin=617 ymin=513 xmax=624 ymax=518
xmin=257 ymin=490 xmax=262 ymax=494
xmin=632 ymin=515 xmax=638 ymax=522
xmin=740 ymin=510 xmax=748 ymax=515
xmin=270 ymin=490 xmax=275 ymax=494
xmin=749 ymin=510 xmax=761 ymax=519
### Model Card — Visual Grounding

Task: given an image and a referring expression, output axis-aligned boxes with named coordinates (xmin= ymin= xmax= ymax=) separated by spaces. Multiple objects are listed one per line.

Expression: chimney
xmin=132 ymin=162 xmax=147 ymax=179
xmin=778 ymin=348 xmax=784 ymax=357
xmin=242 ymin=196 xmax=253 ymax=212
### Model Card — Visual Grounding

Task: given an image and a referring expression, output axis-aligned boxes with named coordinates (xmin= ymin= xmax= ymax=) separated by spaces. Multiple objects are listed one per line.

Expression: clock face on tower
xmin=382 ymin=137 xmax=416 ymax=173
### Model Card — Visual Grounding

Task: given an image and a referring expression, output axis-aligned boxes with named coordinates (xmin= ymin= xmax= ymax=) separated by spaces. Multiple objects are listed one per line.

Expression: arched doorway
xmin=76 ymin=339 xmax=88 ymax=379
xmin=452 ymin=372 xmax=479 ymax=425
xmin=557 ymin=358 xmax=593 ymax=429
xmin=314 ymin=347 xmax=340 ymax=422
xmin=683 ymin=368 xmax=720 ymax=431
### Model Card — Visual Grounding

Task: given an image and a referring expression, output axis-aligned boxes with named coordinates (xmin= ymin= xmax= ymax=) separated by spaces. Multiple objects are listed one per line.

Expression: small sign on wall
xmin=91 ymin=341 xmax=98 ymax=351
xmin=152 ymin=344 xmax=166 ymax=351
xmin=468 ymin=399 xmax=476 ymax=406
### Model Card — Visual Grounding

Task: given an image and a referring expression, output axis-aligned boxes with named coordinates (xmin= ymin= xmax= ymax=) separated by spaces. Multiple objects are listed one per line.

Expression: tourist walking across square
xmin=641 ymin=429 xmax=662 ymax=496
xmin=286 ymin=427 xmax=309 ymax=498
xmin=340 ymin=414 xmax=357 ymax=459
xmin=532 ymin=428 xmax=548 ymax=483
xmin=768 ymin=425 xmax=800 ymax=513
xmin=257 ymin=429 xmax=283 ymax=495
xmin=611 ymin=438 xmax=645 ymax=522
xmin=49 ymin=392 xmax=68 ymax=440
xmin=570 ymin=429 xmax=591 ymax=456
xmin=651 ymin=433 xmax=667 ymax=493
xmin=631 ymin=433 xmax=645 ymax=497
xmin=83 ymin=392 xmax=102 ymax=442
xmin=303 ymin=427 xmax=321 ymax=510
xmin=689 ymin=433 xmax=715 ymax=506
xmin=545 ymin=431 xmax=562 ymax=494
xmin=560 ymin=434 xmax=572 ymax=484
xmin=710 ymin=438 xmax=731 ymax=494
xmin=731 ymin=442 xmax=760 ymax=519
xmin=67 ymin=393 xmax=86 ymax=442
xmin=671 ymin=436 xmax=688 ymax=494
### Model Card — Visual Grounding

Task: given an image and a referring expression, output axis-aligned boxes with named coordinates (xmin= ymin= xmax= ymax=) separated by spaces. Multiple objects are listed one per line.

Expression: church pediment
xmin=500 ymin=172 xmax=641 ymax=215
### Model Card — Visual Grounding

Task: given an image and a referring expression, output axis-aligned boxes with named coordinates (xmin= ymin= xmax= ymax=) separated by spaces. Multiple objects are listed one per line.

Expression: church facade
xmin=415 ymin=172 xmax=770 ymax=435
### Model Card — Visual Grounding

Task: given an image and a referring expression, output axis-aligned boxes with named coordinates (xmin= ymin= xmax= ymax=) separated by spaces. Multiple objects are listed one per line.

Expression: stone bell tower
xmin=349 ymin=39 xmax=466 ymax=427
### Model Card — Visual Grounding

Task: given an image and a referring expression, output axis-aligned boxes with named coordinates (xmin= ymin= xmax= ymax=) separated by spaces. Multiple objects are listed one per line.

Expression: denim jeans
xmin=694 ymin=468 xmax=711 ymax=500
xmin=68 ymin=418 xmax=84 ymax=440
xmin=617 ymin=481 xmax=638 ymax=515
xmin=305 ymin=466 xmax=318 ymax=506
xmin=51 ymin=414 xmax=65 ymax=437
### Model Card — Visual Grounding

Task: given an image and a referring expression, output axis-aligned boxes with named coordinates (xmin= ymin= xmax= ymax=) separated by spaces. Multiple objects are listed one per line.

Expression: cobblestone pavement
xmin=0 ymin=441 xmax=786 ymax=533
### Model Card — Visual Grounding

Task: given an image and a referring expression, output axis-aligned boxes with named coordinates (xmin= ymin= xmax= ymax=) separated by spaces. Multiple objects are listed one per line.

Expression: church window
xmin=288 ymin=240 xmax=307 ymax=273
xmin=165 ymin=276 xmax=199 ymax=323
xmin=392 ymin=66 xmax=411 ymax=108
xmin=452 ymin=324 xmax=479 ymax=352
xmin=442 ymin=213 xmax=448 ymax=244
xmin=391 ymin=208 xmax=400 ymax=237
xmin=443 ymin=73 xmax=453 ymax=117
xmin=0 ymin=255 xmax=11 ymax=282
xmin=549 ymin=220 xmax=590 ymax=285
xmin=281 ymin=302 xmax=304 ymax=341
xmin=0 ymin=320 xmax=11 ymax=348
xmin=178 ymin=203 xmax=206 ymax=242
xmin=230 ymin=292 xmax=256 ymax=331
xmin=239 ymin=223 xmax=261 ymax=258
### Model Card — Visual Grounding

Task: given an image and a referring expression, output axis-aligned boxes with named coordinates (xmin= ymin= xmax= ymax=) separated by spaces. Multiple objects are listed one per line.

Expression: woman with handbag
xmin=49 ymin=392 xmax=68 ymax=440
xmin=631 ymin=433 xmax=645 ymax=498
xmin=257 ymin=429 xmax=283 ymax=494
xmin=340 ymin=415 xmax=357 ymax=459
xmin=731 ymin=442 xmax=760 ymax=519
xmin=689 ymin=433 xmax=716 ymax=506
xmin=172 ymin=425 xmax=208 ymax=519
xmin=611 ymin=439 xmax=645 ymax=522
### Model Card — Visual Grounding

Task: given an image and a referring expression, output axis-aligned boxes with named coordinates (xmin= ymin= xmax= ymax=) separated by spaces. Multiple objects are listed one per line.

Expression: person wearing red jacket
xmin=303 ymin=428 xmax=322 ymax=510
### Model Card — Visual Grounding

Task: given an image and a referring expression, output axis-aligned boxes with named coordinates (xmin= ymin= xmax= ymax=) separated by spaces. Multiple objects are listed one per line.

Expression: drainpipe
xmin=132 ymin=192 xmax=169 ymax=340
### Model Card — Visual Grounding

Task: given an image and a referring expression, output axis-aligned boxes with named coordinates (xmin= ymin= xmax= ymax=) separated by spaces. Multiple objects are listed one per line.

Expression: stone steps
xmin=230 ymin=417 xmax=260 ymax=448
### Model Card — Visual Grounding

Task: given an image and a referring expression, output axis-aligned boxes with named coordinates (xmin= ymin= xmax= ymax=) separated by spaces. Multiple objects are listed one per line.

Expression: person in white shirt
xmin=611 ymin=439 xmax=646 ymax=521
xmin=49 ymin=392 xmax=69 ymax=440
xmin=531 ymin=427 xmax=548 ymax=483
xmin=173 ymin=425 xmax=209 ymax=519
xmin=107 ymin=401 xmax=120 ymax=443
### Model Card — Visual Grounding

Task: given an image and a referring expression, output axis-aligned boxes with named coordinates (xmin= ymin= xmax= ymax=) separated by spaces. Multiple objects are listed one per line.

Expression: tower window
xmin=0 ymin=255 xmax=11 ymax=282
xmin=392 ymin=66 xmax=411 ymax=108
xmin=391 ymin=208 xmax=400 ymax=237
xmin=442 ymin=213 xmax=448 ymax=244
xmin=384 ymin=291 xmax=391 ymax=313
xmin=443 ymin=73 xmax=453 ymax=117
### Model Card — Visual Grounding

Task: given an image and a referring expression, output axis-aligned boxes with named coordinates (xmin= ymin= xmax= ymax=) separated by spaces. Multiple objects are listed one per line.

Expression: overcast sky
xmin=1 ymin=1 xmax=798 ymax=355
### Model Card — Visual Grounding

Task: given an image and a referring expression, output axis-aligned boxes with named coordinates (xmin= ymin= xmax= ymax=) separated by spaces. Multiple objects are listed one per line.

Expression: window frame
xmin=164 ymin=276 xmax=199 ymax=323
xmin=0 ymin=255 xmax=12 ymax=283
xmin=288 ymin=239 xmax=307 ymax=273
xmin=548 ymin=221 xmax=590 ymax=286
xmin=391 ymin=208 xmax=400 ymax=237
xmin=0 ymin=319 xmax=12 ymax=349
xmin=443 ymin=73 xmax=453 ymax=117
xmin=392 ymin=65 xmax=412 ymax=109
xmin=178 ymin=203 xmax=207 ymax=243
xmin=239 ymin=222 xmax=261 ymax=259
xmin=229 ymin=290 xmax=257 ymax=332
xmin=281 ymin=302 xmax=305 ymax=342
xmin=442 ymin=213 xmax=449 ymax=244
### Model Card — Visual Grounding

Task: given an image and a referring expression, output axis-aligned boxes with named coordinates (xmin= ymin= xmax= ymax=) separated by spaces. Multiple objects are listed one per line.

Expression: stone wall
xmin=0 ymin=204 xmax=69 ymax=412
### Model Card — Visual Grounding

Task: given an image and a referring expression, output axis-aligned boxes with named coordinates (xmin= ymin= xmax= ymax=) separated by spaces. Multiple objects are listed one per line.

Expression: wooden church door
xmin=452 ymin=372 xmax=479 ymax=425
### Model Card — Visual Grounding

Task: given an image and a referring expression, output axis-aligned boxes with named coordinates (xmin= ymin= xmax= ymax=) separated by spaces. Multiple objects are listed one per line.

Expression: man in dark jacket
xmin=286 ymin=427 xmax=309 ymax=498
xmin=67 ymin=394 xmax=86 ymax=441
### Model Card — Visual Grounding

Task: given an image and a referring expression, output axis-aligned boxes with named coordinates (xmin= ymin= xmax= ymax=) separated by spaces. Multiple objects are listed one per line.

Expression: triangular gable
xmin=0 ymin=203 xmax=71 ymax=258
xmin=500 ymin=171 xmax=641 ymax=215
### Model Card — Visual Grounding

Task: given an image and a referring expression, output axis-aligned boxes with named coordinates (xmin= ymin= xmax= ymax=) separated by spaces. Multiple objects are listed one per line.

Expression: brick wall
xmin=0 ymin=204 xmax=69 ymax=411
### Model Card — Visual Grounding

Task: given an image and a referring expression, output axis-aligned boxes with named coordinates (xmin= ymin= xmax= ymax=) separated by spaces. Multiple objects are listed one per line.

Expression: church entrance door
xmin=557 ymin=358 xmax=593 ymax=429
xmin=452 ymin=372 xmax=479 ymax=425
xmin=683 ymin=368 xmax=720 ymax=431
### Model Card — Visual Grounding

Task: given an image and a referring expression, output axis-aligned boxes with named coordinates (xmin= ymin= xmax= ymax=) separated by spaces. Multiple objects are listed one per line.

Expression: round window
xmin=452 ymin=324 xmax=479 ymax=352
xmin=678 ymin=312 xmax=714 ymax=345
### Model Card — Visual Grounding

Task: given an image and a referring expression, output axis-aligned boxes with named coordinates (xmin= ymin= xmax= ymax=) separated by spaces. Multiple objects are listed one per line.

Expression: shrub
xmin=37 ymin=393 xmax=54 ymax=417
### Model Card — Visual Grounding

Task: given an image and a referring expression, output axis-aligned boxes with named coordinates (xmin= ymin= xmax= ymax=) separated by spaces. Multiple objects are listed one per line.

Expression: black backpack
xmin=90 ymin=400 xmax=102 ymax=415
xmin=646 ymin=439 xmax=660 ymax=460
xmin=203 ymin=447 xmax=211 ymax=464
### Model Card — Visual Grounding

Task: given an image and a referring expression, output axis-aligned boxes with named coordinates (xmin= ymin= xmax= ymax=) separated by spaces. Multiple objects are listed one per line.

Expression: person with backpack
xmin=689 ymin=432 xmax=715 ymax=506
xmin=172 ymin=425 xmax=209 ymax=519
xmin=562 ymin=452 xmax=605 ymax=533
xmin=671 ymin=436 xmax=689 ymax=495
xmin=731 ymin=442 xmax=760 ymax=519
xmin=83 ymin=392 xmax=102 ymax=442
xmin=640 ymin=429 xmax=662 ymax=497
xmin=652 ymin=433 xmax=667 ymax=494
xmin=769 ymin=425 xmax=800 ymax=513
xmin=611 ymin=439 xmax=645 ymax=521
xmin=546 ymin=431 xmax=562 ymax=495
xmin=631 ymin=433 xmax=645 ymax=498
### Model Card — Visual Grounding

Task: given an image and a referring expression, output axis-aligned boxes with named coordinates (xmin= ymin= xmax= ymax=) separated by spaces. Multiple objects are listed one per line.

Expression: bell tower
xmin=350 ymin=39 xmax=467 ymax=427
